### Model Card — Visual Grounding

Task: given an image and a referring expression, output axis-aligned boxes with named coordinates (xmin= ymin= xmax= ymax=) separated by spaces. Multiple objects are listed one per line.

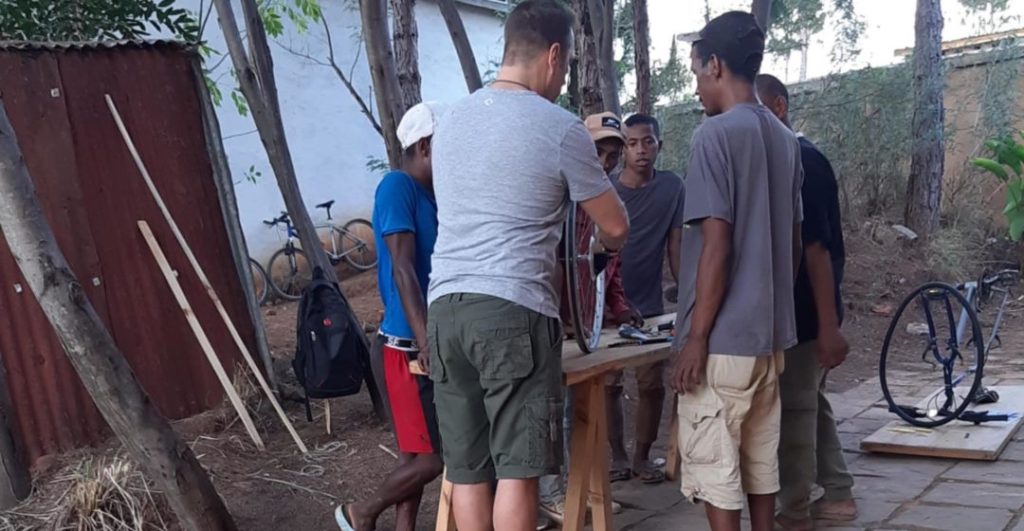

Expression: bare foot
xmin=775 ymin=513 xmax=813 ymax=531
xmin=812 ymin=498 xmax=858 ymax=521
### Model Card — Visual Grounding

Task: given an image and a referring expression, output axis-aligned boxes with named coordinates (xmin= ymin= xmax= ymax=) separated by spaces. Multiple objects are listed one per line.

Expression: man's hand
xmin=671 ymin=337 xmax=709 ymax=394
xmin=816 ymin=327 xmax=848 ymax=370
xmin=614 ymin=308 xmax=643 ymax=327
xmin=416 ymin=345 xmax=431 ymax=375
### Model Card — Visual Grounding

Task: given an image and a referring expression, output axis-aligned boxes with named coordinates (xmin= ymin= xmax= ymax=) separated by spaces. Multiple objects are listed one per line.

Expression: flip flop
xmin=334 ymin=505 xmax=356 ymax=531
xmin=633 ymin=463 xmax=666 ymax=484
xmin=609 ymin=468 xmax=631 ymax=483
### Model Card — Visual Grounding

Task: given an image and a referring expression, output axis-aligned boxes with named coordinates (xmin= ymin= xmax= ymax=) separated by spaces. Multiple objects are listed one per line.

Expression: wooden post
xmin=564 ymin=379 xmax=596 ymax=531
xmin=108 ymin=96 xmax=308 ymax=455
xmin=0 ymin=100 xmax=237 ymax=531
xmin=435 ymin=469 xmax=457 ymax=531
xmin=587 ymin=378 xmax=613 ymax=531
xmin=138 ymin=221 xmax=265 ymax=450
xmin=0 ymin=360 xmax=29 ymax=509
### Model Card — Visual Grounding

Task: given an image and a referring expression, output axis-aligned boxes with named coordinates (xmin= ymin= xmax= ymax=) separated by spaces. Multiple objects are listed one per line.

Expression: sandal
xmin=334 ymin=505 xmax=355 ymax=531
xmin=633 ymin=462 xmax=666 ymax=484
xmin=609 ymin=468 xmax=631 ymax=483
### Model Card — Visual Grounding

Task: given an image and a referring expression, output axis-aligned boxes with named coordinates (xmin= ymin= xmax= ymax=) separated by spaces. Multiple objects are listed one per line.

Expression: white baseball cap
xmin=397 ymin=101 xmax=446 ymax=150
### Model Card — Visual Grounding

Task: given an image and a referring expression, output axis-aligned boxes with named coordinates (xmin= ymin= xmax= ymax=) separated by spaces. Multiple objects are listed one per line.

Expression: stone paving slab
xmin=889 ymin=503 xmax=1015 ymax=530
xmin=922 ymin=480 xmax=1024 ymax=510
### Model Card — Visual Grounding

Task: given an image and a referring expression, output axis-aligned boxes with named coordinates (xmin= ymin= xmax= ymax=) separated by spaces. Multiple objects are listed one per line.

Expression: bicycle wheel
xmin=339 ymin=219 xmax=377 ymax=271
xmin=267 ymin=246 xmax=313 ymax=301
xmin=879 ymin=282 xmax=984 ymax=428
xmin=564 ymin=204 xmax=606 ymax=354
xmin=248 ymin=257 xmax=270 ymax=306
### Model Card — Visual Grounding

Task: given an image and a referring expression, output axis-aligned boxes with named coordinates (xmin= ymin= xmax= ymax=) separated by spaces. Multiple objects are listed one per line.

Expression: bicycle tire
xmin=879 ymin=282 xmax=985 ymax=428
xmin=340 ymin=218 xmax=378 ymax=271
xmin=248 ymin=257 xmax=270 ymax=306
xmin=268 ymin=246 xmax=312 ymax=301
xmin=564 ymin=204 xmax=606 ymax=354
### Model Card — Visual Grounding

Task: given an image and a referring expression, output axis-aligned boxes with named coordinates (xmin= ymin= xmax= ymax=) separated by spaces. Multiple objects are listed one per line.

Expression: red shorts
xmin=383 ymin=343 xmax=440 ymax=454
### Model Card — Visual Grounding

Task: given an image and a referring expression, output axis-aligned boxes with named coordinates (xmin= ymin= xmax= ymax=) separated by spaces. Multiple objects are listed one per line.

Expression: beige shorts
xmin=676 ymin=351 xmax=784 ymax=510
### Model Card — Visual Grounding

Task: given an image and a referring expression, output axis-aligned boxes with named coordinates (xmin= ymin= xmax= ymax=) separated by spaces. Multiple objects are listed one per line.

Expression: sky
xmin=644 ymin=0 xmax=1024 ymax=85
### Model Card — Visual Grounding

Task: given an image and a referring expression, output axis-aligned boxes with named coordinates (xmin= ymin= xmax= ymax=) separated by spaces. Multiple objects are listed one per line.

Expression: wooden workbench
xmin=435 ymin=314 xmax=677 ymax=531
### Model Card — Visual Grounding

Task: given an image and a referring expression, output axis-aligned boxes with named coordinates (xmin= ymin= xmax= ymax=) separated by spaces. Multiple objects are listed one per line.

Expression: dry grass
xmin=0 ymin=455 xmax=171 ymax=531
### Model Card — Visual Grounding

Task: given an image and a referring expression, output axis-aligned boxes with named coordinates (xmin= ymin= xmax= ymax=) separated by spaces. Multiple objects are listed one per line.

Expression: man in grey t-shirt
xmin=605 ymin=113 xmax=685 ymax=485
xmin=670 ymin=12 xmax=802 ymax=531
xmin=426 ymin=3 xmax=629 ymax=531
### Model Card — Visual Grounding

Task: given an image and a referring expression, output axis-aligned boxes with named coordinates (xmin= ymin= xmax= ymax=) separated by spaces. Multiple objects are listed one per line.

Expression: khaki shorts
xmin=428 ymin=293 xmax=563 ymax=484
xmin=676 ymin=351 xmax=784 ymax=510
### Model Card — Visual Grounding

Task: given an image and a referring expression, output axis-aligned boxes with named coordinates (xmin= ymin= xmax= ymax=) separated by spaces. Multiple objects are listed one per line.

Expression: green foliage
xmin=0 ymin=0 xmax=198 ymax=41
xmin=651 ymin=37 xmax=691 ymax=106
xmin=828 ymin=0 xmax=865 ymax=64
xmin=258 ymin=0 xmax=322 ymax=38
xmin=972 ymin=133 xmax=1024 ymax=241
xmin=768 ymin=0 xmax=825 ymax=56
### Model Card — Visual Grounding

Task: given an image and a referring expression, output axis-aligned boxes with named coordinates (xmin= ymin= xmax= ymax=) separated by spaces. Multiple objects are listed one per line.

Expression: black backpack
xmin=293 ymin=267 xmax=367 ymax=421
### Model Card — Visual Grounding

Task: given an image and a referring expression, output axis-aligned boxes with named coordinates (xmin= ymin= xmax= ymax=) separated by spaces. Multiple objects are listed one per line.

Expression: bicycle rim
xmin=879 ymin=282 xmax=984 ymax=428
xmin=341 ymin=219 xmax=377 ymax=271
xmin=249 ymin=258 xmax=269 ymax=306
xmin=268 ymin=247 xmax=312 ymax=301
xmin=565 ymin=204 xmax=605 ymax=353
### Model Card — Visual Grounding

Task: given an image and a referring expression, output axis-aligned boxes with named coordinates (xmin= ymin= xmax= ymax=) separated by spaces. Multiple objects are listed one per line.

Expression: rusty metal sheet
xmin=0 ymin=44 xmax=258 ymax=464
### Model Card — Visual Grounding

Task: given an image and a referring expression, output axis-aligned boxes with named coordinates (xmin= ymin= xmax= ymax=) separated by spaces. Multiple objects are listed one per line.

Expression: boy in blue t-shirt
xmin=336 ymin=102 xmax=445 ymax=531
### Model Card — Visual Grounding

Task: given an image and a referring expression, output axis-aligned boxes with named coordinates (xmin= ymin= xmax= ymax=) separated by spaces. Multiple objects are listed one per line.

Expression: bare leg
xmin=349 ymin=453 xmax=443 ymax=531
xmin=394 ymin=488 xmax=423 ymax=531
xmin=748 ymin=494 xmax=775 ymax=531
xmin=494 ymin=478 xmax=539 ymax=531
xmin=452 ymin=482 xmax=494 ymax=531
xmin=704 ymin=503 xmax=742 ymax=531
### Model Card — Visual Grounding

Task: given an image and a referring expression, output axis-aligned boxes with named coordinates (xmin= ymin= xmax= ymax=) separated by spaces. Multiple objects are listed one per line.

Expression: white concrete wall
xmin=180 ymin=0 xmax=505 ymax=260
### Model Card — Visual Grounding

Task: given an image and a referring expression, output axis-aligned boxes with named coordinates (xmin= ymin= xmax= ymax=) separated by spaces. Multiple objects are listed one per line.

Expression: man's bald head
xmin=755 ymin=73 xmax=790 ymax=127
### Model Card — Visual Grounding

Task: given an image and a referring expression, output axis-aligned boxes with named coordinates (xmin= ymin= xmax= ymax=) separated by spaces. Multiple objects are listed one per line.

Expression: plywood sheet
xmin=861 ymin=386 xmax=1024 ymax=461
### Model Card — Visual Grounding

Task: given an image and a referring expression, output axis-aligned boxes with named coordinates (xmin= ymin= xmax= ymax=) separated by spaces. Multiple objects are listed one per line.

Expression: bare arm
xmin=688 ymin=219 xmax=732 ymax=341
xmin=580 ymin=188 xmax=629 ymax=251
xmin=668 ymin=226 xmax=683 ymax=284
xmin=792 ymin=223 xmax=803 ymax=280
xmin=384 ymin=233 xmax=430 ymax=367
xmin=805 ymin=241 xmax=849 ymax=369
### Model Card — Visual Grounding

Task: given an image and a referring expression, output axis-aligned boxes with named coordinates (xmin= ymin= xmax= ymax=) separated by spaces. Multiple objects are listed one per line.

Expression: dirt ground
xmin=5 ymin=231 xmax=1022 ymax=531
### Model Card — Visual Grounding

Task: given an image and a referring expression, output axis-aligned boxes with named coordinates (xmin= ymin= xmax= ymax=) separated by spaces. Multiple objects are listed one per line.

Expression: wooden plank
xmin=111 ymin=97 xmax=306 ymax=455
xmin=860 ymin=385 xmax=1024 ymax=461
xmin=139 ymin=221 xmax=264 ymax=450
xmin=564 ymin=379 xmax=596 ymax=531
xmin=587 ymin=378 xmax=613 ymax=531
xmin=562 ymin=314 xmax=676 ymax=386
xmin=434 ymin=471 xmax=457 ymax=531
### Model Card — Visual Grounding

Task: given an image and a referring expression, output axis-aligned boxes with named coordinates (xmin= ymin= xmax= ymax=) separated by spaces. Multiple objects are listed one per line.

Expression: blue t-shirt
xmin=373 ymin=170 xmax=438 ymax=339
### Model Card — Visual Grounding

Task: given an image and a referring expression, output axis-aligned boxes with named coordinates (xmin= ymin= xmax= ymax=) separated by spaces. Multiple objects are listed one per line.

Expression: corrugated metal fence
xmin=0 ymin=42 xmax=257 ymax=464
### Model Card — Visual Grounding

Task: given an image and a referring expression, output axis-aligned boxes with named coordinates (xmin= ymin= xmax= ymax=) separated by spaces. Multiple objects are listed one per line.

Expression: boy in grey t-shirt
xmin=671 ymin=12 xmax=802 ymax=531
xmin=426 ymin=3 xmax=630 ymax=531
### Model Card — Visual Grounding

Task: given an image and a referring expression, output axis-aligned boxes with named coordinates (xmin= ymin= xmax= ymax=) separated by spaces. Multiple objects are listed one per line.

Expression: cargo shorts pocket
xmin=525 ymin=397 xmax=562 ymax=468
xmin=679 ymin=402 xmax=724 ymax=465
xmin=473 ymin=320 xmax=534 ymax=380
xmin=427 ymin=323 xmax=447 ymax=384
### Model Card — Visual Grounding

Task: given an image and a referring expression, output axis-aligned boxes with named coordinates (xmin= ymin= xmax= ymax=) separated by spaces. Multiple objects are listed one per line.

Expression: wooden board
xmin=562 ymin=314 xmax=676 ymax=386
xmin=860 ymin=386 xmax=1024 ymax=461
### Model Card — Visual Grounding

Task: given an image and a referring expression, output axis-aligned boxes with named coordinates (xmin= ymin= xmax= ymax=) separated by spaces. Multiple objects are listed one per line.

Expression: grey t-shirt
xmin=427 ymin=87 xmax=613 ymax=318
xmin=612 ymin=170 xmax=685 ymax=317
xmin=674 ymin=103 xmax=803 ymax=356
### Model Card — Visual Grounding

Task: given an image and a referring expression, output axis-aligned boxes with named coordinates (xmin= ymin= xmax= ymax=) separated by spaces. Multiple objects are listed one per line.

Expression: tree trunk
xmin=391 ymin=0 xmax=422 ymax=111
xmin=905 ymin=0 xmax=945 ymax=237
xmin=213 ymin=0 xmax=336 ymax=281
xmin=585 ymin=0 xmax=621 ymax=116
xmin=633 ymin=0 xmax=652 ymax=115
xmin=361 ymin=0 xmax=406 ymax=168
xmin=576 ymin=0 xmax=604 ymax=117
xmin=751 ymin=0 xmax=773 ymax=32
xmin=0 ymin=101 xmax=236 ymax=531
xmin=0 ymin=361 xmax=29 ymax=509
xmin=437 ymin=0 xmax=483 ymax=93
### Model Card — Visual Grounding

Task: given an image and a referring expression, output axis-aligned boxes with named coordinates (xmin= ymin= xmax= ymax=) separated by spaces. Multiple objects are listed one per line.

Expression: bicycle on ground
xmin=879 ymin=268 xmax=1021 ymax=427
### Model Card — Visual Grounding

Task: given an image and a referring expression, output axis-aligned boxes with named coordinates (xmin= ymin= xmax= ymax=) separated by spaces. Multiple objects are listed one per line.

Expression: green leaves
xmin=0 ymin=0 xmax=200 ymax=42
xmin=975 ymin=133 xmax=1024 ymax=242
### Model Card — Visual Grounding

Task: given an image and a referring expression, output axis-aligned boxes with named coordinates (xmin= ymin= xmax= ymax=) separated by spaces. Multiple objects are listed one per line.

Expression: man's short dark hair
xmin=502 ymin=0 xmax=575 ymax=65
xmin=755 ymin=74 xmax=789 ymax=104
xmin=693 ymin=11 xmax=765 ymax=83
xmin=624 ymin=113 xmax=661 ymax=139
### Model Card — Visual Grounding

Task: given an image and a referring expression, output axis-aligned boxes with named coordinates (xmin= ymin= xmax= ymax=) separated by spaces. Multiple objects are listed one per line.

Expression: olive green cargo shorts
xmin=428 ymin=293 xmax=563 ymax=484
